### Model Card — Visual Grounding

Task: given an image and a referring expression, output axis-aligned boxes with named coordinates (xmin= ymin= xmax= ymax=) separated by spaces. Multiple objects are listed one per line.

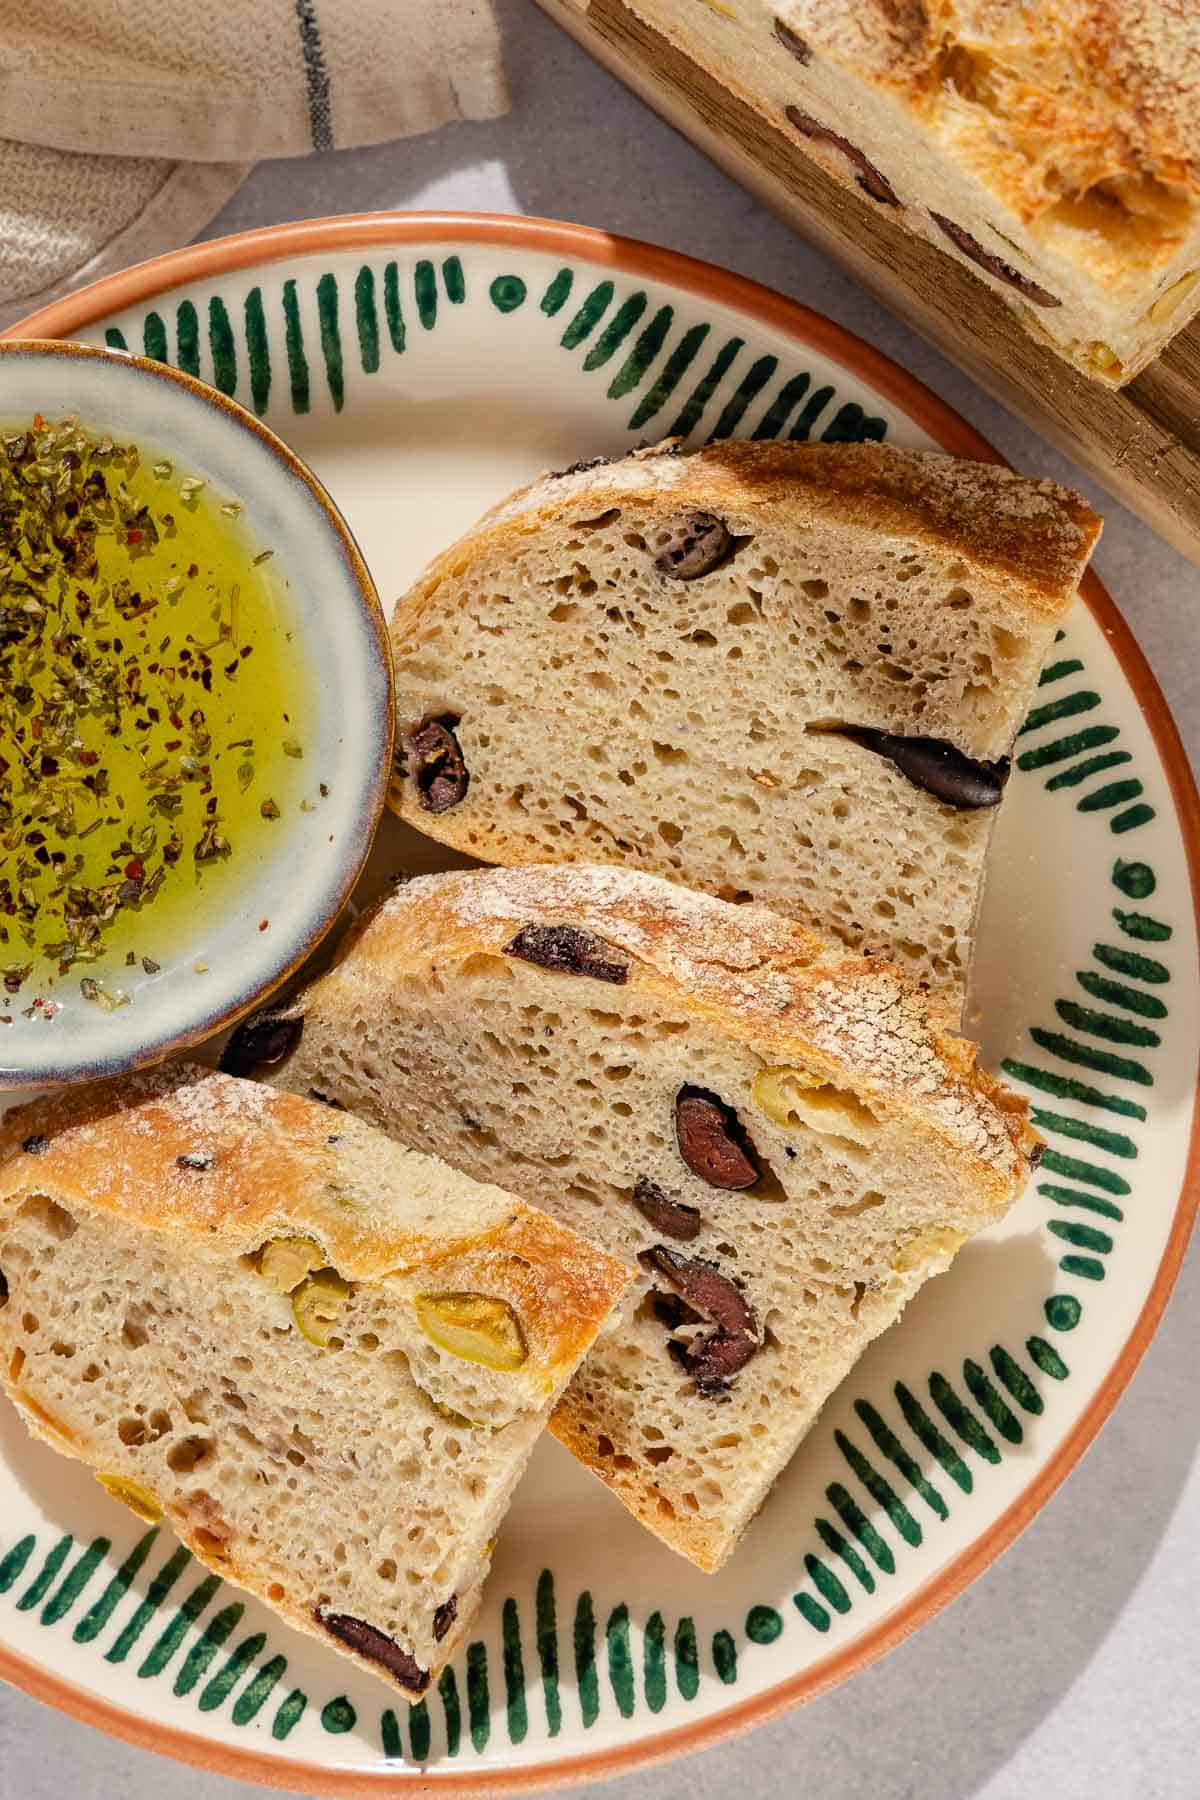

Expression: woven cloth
xmin=0 ymin=0 xmax=507 ymax=326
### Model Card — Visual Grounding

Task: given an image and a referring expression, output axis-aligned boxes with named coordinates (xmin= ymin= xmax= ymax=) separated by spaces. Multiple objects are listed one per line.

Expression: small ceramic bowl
xmin=0 ymin=340 xmax=392 ymax=1087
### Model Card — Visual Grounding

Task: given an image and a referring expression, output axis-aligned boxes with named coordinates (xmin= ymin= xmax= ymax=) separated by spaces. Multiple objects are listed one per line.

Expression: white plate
xmin=2 ymin=214 xmax=1197 ymax=1794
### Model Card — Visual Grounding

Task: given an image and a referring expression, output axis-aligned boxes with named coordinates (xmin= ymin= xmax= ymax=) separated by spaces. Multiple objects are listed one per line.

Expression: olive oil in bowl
xmin=0 ymin=415 xmax=313 ymax=1008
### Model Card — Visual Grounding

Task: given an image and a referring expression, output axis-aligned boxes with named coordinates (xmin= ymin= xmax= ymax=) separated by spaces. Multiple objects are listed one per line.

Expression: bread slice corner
xmin=0 ymin=1065 xmax=629 ymax=1692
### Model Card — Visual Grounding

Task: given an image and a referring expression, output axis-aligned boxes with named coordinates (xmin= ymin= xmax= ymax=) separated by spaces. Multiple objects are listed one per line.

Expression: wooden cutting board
xmin=536 ymin=0 xmax=1200 ymax=566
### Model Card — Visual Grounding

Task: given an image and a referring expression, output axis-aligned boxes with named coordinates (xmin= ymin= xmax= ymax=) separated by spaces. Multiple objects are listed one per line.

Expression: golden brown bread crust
xmin=397 ymin=440 xmax=1100 ymax=628
xmin=284 ymin=866 xmax=1040 ymax=1203
xmin=786 ymin=0 xmax=1200 ymax=222
xmin=0 ymin=1066 xmax=630 ymax=1384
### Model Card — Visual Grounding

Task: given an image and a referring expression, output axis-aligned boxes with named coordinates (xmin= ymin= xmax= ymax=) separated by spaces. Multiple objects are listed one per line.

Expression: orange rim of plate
xmin=3 ymin=211 xmax=1199 ymax=1795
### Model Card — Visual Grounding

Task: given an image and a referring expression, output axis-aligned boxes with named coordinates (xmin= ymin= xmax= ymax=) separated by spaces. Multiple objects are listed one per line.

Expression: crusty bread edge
xmin=279 ymin=867 xmax=1039 ymax=1204
xmin=391 ymin=440 xmax=1101 ymax=640
xmin=0 ymin=1068 xmax=632 ymax=1383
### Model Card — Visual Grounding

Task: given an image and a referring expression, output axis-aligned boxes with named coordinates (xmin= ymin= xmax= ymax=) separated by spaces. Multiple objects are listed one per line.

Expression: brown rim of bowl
xmin=2 ymin=212 xmax=1198 ymax=1794
xmin=0 ymin=337 xmax=393 ymax=1088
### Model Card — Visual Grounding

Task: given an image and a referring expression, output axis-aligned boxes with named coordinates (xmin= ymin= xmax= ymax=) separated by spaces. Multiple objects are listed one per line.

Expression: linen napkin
xmin=0 ymin=0 xmax=507 ymax=328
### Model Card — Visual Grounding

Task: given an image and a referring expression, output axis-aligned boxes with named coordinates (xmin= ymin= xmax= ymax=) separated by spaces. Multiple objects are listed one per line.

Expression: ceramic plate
xmin=2 ymin=214 xmax=1197 ymax=1794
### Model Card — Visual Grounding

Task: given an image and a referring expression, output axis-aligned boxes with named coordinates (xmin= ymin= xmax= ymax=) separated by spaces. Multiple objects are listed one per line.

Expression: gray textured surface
xmin=2 ymin=2 xmax=1198 ymax=1795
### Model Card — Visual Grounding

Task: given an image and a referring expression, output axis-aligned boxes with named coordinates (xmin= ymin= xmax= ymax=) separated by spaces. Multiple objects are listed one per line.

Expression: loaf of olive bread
xmin=618 ymin=0 xmax=1200 ymax=383
xmin=0 ymin=1067 xmax=629 ymax=1694
xmin=243 ymin=865 xmax=1040 ymax=1572
xmin=388 ymin=440 xmax=1099 ymax=1013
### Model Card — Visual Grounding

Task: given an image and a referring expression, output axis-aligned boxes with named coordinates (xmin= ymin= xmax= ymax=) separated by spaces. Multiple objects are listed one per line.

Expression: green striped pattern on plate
xmin=103 ymin=258 xmax=887 ymax=450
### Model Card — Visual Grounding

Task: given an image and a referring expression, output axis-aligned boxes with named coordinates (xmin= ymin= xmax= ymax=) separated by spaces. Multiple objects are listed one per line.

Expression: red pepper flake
xmin=124 ymin=858 xmax=145 ymax=883
xmin=126 ymin=528 xmax=144 ymax=545
xmin=77 ymin=749 xmax=100 ymax=766
xmin=258 ymin=918 xmax=269 ymax=932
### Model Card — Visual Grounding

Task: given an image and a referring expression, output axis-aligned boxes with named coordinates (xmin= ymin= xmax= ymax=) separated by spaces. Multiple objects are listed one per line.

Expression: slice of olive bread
xmin=388 ymin=439 xmax=1101 ymax=1014
xmin=243 ymin=865 xmax=1039 ymax=1572
xmin=0 ymin=1067 xmax=629 ymax=1695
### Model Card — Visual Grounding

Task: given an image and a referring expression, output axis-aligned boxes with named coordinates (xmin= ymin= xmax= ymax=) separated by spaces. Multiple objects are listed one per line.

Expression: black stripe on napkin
xmin=295 ymin=0 xmax=334 ymax=151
